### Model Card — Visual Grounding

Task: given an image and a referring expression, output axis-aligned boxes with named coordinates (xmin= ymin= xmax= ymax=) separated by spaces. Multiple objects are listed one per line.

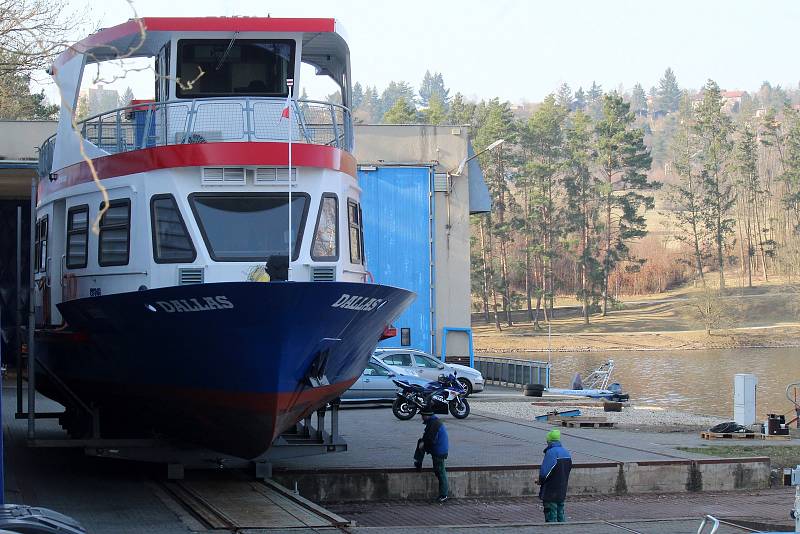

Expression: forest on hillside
xmin=347 ymin=70 xmax=800 ymax=327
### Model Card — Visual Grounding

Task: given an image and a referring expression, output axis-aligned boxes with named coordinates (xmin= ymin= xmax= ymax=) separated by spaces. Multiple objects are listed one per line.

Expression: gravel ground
xmin=472 ymin=401 xmax=724 ymax=430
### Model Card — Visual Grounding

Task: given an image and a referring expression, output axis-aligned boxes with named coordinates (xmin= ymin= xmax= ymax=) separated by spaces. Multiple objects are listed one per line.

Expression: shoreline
xmin=473 ymin=326 xmax=800 ymax=353
xmin=476 ymin=343 xmax=800 ymax=353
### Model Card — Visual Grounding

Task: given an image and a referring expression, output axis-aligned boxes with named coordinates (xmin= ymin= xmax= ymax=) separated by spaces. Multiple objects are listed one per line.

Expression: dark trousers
xmin=543 ymin=501 xmax=565 ymax=522
xmin=414 ymin=447 xmax=449 ymax=498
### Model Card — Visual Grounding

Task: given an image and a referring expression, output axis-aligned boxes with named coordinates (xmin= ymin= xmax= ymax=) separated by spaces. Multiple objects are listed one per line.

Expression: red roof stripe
xmin=39 ymin=142 xmax=356 ymax=198
xmin=54 ymin=17 xmax=336 ymax=68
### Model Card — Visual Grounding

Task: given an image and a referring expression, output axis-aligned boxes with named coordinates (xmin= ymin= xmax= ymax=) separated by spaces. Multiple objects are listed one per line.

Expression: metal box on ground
xmin=734 ymin=373 xmax=758 ymax=426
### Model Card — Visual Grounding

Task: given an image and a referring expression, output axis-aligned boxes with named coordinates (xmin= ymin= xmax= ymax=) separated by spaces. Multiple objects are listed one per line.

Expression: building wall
xmin=354 ymin=125 xmax=473 ymax=358
xmin=0 ymin=121 xmax=56 ymax=160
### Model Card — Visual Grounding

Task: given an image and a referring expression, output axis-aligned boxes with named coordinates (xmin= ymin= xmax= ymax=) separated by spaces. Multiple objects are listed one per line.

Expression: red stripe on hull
xmin=40 ymin=142 xmax=357 ymax=198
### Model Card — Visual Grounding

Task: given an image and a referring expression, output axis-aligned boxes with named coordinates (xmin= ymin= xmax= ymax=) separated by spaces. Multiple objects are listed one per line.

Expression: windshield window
xmin=189 ymin=193 xmax=308 ymax=261
xmin=177 ymin=39 xmax=294 ymax=98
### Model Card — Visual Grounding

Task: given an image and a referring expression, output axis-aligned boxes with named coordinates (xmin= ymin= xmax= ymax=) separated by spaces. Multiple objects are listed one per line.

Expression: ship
xmin=33 ymin=17 xmax=414 ymax=459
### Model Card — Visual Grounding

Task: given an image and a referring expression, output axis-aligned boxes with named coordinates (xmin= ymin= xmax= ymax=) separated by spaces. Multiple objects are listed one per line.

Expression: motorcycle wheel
xmin=392 ymin=397 xmax=418 ymax=420
xmin=449 ymin=398 xmax=470 ymax=419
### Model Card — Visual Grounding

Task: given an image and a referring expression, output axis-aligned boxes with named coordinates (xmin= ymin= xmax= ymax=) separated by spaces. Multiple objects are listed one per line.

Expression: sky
xmin=44 ymin=0 xmax=800 ymax=104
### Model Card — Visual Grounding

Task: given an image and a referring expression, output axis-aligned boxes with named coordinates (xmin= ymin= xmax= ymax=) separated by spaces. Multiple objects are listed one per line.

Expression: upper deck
xmin=42 ymin=17 xmax=353 ymax=178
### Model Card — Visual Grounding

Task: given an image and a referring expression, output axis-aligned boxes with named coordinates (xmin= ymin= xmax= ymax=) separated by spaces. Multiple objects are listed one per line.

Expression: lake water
xmin=500 ymin=348 xmax=800 ymax=418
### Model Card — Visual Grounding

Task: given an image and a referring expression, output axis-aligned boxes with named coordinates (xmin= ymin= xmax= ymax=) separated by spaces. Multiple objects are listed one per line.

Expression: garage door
xmin=358 ymin=166 xmax=433 ymax=353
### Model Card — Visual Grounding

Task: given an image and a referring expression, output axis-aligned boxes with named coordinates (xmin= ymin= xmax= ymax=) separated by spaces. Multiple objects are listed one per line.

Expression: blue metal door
xmin=359 ymin=166 xmax=432 ymax=353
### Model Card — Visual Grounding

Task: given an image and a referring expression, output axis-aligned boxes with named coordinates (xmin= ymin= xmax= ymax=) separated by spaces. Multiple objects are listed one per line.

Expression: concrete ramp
xmin=162 ymin=477 xmax=349 ymax=530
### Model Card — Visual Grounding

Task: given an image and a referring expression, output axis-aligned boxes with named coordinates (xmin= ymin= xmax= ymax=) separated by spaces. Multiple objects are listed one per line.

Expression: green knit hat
xmin=546 ymin=428 xmax=561 ymax=443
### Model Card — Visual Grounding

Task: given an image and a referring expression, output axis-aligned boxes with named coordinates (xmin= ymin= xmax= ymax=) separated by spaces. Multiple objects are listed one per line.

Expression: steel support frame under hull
xmin=25 ymin=401 xmax=346 ymax=477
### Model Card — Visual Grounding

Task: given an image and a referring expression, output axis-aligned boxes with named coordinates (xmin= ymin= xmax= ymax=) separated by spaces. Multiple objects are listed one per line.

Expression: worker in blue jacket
xmin=413 ymin=408 xmax=449 ymax=503
xmin=538 ymin=428 xmax=572 ymax=522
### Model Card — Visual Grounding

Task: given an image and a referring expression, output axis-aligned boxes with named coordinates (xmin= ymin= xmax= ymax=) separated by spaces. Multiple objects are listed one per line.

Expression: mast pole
xmin=287 ymin=78 xmax=294 ymax=280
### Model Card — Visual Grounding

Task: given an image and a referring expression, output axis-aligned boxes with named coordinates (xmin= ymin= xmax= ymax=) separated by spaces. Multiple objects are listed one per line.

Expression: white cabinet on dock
xmin=734 ymin=373 xmax=758 ymax=426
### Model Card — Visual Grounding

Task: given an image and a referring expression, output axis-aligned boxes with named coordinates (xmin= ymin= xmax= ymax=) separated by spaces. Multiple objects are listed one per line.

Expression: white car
xmin=373 ymin=348 xmax=484 ymax=395
xmin=341 ymin=357 xmax=431 ymax=402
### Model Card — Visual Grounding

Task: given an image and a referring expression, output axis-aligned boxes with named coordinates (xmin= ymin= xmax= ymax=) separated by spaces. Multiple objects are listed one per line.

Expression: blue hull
xmin=39 ymin=281 xmax=414 ymax=458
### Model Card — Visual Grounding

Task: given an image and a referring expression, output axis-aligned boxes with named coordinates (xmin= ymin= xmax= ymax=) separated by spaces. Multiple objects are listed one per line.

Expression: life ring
xmin=63 ymin=273 xmax=78 ymax=301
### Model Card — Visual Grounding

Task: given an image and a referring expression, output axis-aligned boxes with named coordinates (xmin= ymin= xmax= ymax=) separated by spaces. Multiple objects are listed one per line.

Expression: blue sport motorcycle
xmin=391 ymin=373 xmax=470 ymax=420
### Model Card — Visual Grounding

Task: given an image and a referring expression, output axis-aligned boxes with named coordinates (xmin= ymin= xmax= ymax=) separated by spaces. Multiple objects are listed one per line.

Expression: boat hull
xmin=38 ymin=281 xmax=414 ymax=458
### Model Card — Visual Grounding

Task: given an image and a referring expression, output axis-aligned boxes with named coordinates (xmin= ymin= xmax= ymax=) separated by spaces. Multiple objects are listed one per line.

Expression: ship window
xmin=189 ymin=193 xmax=309 ymax=262
xmin=176 ymin=39 xmax=295 ymax=99
xmin=34 ymin=215 xmax=48 ymax=273
xmin=311 ymin=193 xmax=338 ymax=261
xmin=151 ymin=194 xmax=196 ymax=263
xmin=98 ymin=199 xmax=131 ymax=267
xmin=66 ymin=206 xmax=89 ymax=269
xmin=347 ymin=199 xmax=364 ymax=265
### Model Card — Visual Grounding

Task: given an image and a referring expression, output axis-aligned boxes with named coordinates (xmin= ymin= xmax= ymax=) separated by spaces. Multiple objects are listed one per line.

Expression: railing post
xmin=115 ymin=109 xmax=122 ymax=153
xmin=329 ymin=105 xmax=340 ymax=149
xmin=183 ymin=100 xmax=197 ymax=145
xmin=244 ymin=98 xmax=252 ymax=142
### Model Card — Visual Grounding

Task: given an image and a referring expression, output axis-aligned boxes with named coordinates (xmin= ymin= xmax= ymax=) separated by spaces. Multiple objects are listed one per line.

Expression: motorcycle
xmin=391 ymin=373 xmax=471 ymax=420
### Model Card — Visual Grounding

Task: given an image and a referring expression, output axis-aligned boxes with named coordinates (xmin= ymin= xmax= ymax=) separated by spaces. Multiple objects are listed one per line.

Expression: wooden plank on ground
xmin=700 ymin=431 xmax=758 ymax=440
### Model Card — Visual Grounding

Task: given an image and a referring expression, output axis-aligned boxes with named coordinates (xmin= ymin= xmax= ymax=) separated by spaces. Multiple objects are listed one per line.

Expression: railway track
xmin=157 ymin=475 xmax=350 ymax=531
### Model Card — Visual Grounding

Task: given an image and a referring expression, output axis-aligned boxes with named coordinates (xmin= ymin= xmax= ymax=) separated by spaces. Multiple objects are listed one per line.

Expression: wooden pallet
xmin=701 ymin=431 xmax=757 ymax=440
xmin=558 ymin=417 xmax=614 ymax=429
xmin=762 ymin=434 xmax=791 ymax=441
xmin=550 ymin=416 xmax=607 ymax=424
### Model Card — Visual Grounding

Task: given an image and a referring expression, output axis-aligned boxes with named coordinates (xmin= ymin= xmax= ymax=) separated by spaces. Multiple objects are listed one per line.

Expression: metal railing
xmin=474 ymin=356 xmax=551 ymax=388
xmin=38 ymin=97 xmax=353 ymax=176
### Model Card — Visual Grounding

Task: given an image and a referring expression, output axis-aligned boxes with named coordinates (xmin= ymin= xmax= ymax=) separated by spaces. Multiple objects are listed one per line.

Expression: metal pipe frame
xmin=15 ymin=206 xmax=22 ymax=415
xmin=27 ymin=176 xmax=36 ymax=439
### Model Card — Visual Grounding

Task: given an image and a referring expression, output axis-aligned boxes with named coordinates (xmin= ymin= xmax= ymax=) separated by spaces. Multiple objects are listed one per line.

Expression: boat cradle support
xmin=23 ymin=400 xmax=347 ymax=480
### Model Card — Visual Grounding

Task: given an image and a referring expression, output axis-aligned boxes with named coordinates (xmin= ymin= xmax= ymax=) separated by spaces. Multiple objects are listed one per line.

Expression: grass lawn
xmin=678 ymin=445 xmax=800 ymax=470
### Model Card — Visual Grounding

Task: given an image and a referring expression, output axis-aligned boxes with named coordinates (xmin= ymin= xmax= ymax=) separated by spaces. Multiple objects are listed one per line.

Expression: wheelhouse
xmin=35 ymin=18 xmax=362 ymax=326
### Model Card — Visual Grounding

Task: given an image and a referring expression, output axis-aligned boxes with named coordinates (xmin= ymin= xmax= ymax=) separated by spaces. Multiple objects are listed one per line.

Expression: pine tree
xmin=447 ymin=93 xmax=476 ymax=126
xmin=358 ymin=85 xmax=382 ymax=123
xmin=382 ymin=96 xmax=417 ymax=124
xmin=588 ymin=82 xmax=603 ymax=103
xmin=573 ymin=87 xmax=586 ymax=111
xmin=562 ymin=110 xmax=602 ymax=323
xmin=519 ymin=95 xmax=566 ymax=324
xmin=669 ymin=95 xmax=708 ymax=285
xmin=0 ymin=69 xmax=58 ymax=119
xmin=352 ymin=82 xmax=364 ymax=109
xmin=423 ymin=93 xmax=447 ymax=124
xmin=556 ymin=83 xmax=573 ymax=111
xmin=476 ymin=99 xmax=518 ymax=328
xmin=657 ymin=68 xmax=682 ymax=114
xmin=630 ymin=83 xmax=647 ymax=116
xmin=118 ymin=87 xmax=135 ymax=109
xmin=587 ymin=81 xmax=604 ymax=120
xmin=419 ymin=71 xmax=450 ymax=108
xmin=380 ymin=81 xmax=416 ymax=117
xmin=594 ymin=93 xmax=656 ymax=314
xmin=694 ymin=79 xmax=735 ymax=289
xmin=734 ymin=123 xmax=769 ymax=284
